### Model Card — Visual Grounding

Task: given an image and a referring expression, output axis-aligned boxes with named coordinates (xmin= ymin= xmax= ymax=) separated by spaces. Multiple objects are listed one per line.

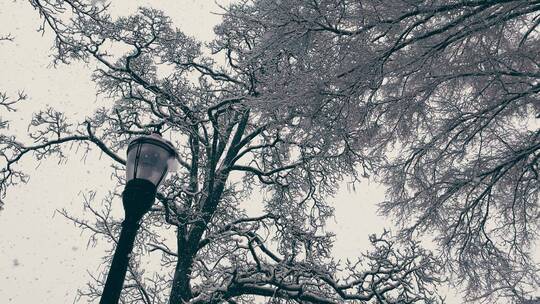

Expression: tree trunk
xmin=168 ymin=231 xmax=194 ymax=303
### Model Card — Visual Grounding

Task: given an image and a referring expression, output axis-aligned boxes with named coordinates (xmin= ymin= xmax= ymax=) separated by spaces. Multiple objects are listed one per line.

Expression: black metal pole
xmin=100 ymin=179 xmax=156 ymax=304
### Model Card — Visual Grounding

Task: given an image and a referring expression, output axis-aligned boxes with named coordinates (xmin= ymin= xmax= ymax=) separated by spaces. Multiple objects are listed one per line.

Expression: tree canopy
xmin=1 ymin=0 xmax=539 ymax=303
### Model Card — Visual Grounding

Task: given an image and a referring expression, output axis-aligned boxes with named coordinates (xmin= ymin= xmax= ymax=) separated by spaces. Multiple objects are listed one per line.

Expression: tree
xmin=2 ymin=1 xmax=442 ymax=303
xmin=0 ymin=33 xmax=27 ymax=203
xmin=0 ymin=0 xmax=538 ymax=303
xmin=213 ymin=0 xmax=540 ymax=302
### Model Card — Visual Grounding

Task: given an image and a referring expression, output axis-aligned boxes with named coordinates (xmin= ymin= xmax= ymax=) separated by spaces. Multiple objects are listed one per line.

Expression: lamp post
xmin=100 ymin=133 xmax=178 ymax=304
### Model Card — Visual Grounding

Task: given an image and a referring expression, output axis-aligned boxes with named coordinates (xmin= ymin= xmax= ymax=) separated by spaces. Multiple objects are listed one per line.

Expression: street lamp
xmin=100 ymin=133 xmax=178 ymax=304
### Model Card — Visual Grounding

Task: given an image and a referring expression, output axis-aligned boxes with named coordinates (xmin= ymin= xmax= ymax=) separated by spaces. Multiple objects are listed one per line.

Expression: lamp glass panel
xmin=126 ymin=145 xmax=138 ymax=182
xmin=126 ymin=142 xmax=171 ymax=186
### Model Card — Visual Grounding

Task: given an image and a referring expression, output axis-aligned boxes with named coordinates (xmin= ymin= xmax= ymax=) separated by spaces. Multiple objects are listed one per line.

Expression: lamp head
xmin=125 ymin=133 xmax=179 ymax=187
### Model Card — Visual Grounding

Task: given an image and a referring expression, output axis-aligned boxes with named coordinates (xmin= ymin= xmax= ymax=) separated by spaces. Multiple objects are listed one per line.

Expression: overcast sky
xmin=0 ymin=1 xmax=462 ymax=303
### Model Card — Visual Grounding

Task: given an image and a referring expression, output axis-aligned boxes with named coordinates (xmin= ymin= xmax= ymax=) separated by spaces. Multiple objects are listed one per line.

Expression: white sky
xmin=0 ymin=1 xmax=462 ymax=303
